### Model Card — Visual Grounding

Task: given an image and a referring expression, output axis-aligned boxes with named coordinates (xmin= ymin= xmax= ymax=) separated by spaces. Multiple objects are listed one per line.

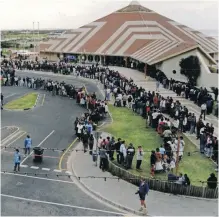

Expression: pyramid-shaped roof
xmin=41 ymin=1 xmax=218 ymax=65
xmin=117 ymin=1 xmax=153 ymax=13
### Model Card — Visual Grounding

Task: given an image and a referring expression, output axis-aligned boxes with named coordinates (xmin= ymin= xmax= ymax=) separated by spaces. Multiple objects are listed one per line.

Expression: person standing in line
xmin=156 ymin=80 xmax=160 ymax=92
xmin=88 ymin=133 xmax=94 ymax=155
xmin=119 ymin=141 xmax=126 ymax=165
xmin=14 ymin=149 xmax=21 ymax=172
xmin=135 ymin=179 xmax=149 ymax=214
xmin=76 ymin=122 xmax=83 ymax=140
xmin=24 ymin=135 xmax=32 ymax=156
xmin=1 ymin=93 xmax=4 ymax=110
xmin=126 ymin=143 xmax=135 ymax=169
xmin=201 ymin=102 xmax=207 ymax=120
xmin=136 ymin=146 xmax=144 ymax=170
xmin=115 ymin=138 xmax=121 ymax=164
xmin=99 ymin=146 xmax=107 ymax=172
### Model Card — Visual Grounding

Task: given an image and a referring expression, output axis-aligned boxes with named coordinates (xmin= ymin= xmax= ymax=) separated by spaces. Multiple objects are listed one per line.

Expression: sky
xmin=0 ymin=0 xmax=218 ymax=35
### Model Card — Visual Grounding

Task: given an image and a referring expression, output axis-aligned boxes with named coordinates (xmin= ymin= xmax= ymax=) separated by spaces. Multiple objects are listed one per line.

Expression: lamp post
xmin=33 ymin=22 xmax=35 ymax=53
xmin=38 ymin=22 xmax=40 ymax=53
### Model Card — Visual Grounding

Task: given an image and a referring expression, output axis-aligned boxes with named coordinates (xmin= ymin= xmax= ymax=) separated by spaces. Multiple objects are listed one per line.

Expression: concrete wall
xmin=157 ymin=49 xmax=219 ymax=88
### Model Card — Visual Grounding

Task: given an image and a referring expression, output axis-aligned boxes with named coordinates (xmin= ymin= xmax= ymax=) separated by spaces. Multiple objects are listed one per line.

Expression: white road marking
xmin=53 ymin=169 xmax=62 ymax=173
xmin=1 ymin=172 xmax=75 ymax=184
xmin=1 ymin=130 xmax=24 ymax=146
xmin=65 ymin=171 xmax=72 ymax=175
xmin=42 ymin=168 xmax=50 ymax=171
xmin=4 ymin=93 xmax=17 ymax=99
xmin=1 ymin=125 xmax=19 ymax=131
xmin=1 ymin=131 xmax=27 ymax=148
xmin=20 ymin=165 xmax=28 ymax=168
xmin=20 ymin=130 xmax=55 ymax=165
xmin=0 ymin=193 xmax=125 ymax=215
xmin=30 ymin=166 xmax=39 ymax=169
xmin=2 ymin=127 xmax=20 ymax=143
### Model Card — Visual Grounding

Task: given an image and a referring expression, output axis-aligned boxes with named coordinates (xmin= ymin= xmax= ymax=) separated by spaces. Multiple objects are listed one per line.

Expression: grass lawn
xmin=4 ymin=93 xmax=38 ymax=110
xmin=104 ymin=105 xmax=215 ymax=186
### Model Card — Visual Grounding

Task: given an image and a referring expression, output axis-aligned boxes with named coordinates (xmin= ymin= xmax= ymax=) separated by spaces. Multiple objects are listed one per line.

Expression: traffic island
xmin=4 ymin=92 xmax=38 ymax=111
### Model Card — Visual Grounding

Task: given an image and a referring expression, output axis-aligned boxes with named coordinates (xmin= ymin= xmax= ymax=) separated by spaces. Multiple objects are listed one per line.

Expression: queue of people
xmin=89 ymin=68 xmax=218 ymax=167
xmin=74 ymin=97 xmax=110 ymax=172
xmin=1 ymin=58 xmax=218 ymax=113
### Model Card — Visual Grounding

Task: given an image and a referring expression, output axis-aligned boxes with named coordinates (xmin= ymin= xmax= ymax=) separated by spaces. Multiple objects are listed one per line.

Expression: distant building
xmin=39 ymin=0 xmax=218 ymax=88
xmin=21 ymin=31 xmax=31 ymax=34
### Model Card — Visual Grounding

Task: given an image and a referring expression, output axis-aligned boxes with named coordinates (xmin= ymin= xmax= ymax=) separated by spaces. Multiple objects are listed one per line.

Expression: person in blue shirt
xmin=86 ymin=122 xmax=93 ymax=135
xmin=24 ymin=135 xmax=32 ymax=156
xmin=135 ymin=179 xmax=149 ymax=214
xmin=14 ymin=149 xmax=21 ymax=172
xmin=159 ymin=145 xmax=166 ymax=158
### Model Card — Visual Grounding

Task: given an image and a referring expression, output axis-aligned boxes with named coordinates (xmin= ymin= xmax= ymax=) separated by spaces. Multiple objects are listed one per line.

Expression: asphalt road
xmin=1 ymin=73 xmax=123 ymax=216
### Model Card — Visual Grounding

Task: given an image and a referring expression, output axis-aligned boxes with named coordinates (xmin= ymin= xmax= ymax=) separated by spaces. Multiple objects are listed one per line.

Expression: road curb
xmin=68 ymin=143 xmax=145 ymax=216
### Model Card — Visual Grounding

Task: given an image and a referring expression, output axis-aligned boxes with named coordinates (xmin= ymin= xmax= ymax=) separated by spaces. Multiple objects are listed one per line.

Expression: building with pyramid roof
xmin=39 ymin=1 xmax=218 ymax=87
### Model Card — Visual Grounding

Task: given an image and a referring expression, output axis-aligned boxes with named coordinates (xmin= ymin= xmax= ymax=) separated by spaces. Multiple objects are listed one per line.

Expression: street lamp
xmin=38 ymin=22 xmax=40 ymax=53
xmin=33 ymin=22 xmax=35 ymax=53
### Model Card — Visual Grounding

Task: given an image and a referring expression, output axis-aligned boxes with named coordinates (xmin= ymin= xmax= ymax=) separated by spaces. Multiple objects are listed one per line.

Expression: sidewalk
xmin=69 ymin=138 xmax=218 ymax=216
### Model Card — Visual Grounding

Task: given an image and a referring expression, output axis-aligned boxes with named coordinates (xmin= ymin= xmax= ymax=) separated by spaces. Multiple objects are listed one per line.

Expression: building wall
xmin=158 ymin=49 xmax=198 ymax=82
xmin=40 ymin=52 xmax=59 ymax=62
xmin=196 ymin=51 xmax=218 ymax=89
xmin=214 ymin=52 xmax=218 ymax=63
xmin=158 ymin=49 xmax=219 ymax=89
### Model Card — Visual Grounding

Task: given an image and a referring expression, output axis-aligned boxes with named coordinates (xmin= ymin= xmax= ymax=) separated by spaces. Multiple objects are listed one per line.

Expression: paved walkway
xmin=70 ymin=133 xmax=218 ymax=216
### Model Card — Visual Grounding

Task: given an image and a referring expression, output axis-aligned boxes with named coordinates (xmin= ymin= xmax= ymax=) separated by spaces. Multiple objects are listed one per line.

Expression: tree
xmin=179 ymin=55 xmax=201 ymax=85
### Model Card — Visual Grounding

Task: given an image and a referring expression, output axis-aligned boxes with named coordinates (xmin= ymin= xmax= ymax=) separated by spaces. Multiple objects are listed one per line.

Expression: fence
xmin=108 ymin=160 xmax=218 ymax=199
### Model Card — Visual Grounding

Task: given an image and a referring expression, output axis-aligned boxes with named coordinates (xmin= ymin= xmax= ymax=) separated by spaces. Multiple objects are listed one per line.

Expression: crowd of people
xmin=94 ymin=69 xmax=218 ymax=167
xmin=1 ymin=58 xmax=218 ymax=186
xmin=1 ymin=58 xmax=218 ymax=114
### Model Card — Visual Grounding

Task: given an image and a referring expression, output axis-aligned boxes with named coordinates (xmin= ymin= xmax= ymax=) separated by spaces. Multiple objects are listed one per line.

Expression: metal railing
xmin=108 ymin=160 xmax=218 ymax=199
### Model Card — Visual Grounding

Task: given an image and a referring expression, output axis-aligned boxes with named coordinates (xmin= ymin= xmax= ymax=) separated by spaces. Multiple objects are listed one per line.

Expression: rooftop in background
xmin=40 ymin=0 xmax=218 ymax=65
xmin=117 ymin=0 xmax=153 ymax=12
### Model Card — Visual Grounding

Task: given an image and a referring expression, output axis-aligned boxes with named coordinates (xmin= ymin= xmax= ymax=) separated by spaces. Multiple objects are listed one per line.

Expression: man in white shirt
xmin=77 ymin=123 xmax=83 ymax=140
xmin=117 ymin=93 xmax=122 ymax=100
xmin=201 ymin=103 xmax=207 ymax=120
xmin=163 ymin=128 xmax=172 ymax=142
xmin=104 ymin=103 xmax=109 ymax=114
xmin=105 ymin=88 xmax=111 ymax=101
xmin=178 ymin=136 xmax=185 ymax=161
xmin=166 ymin=119 xmax=171 ymax=127
xmin=14 ymin=76 xmax=18 ymax=86
xmin=119 ymin=141 xmax=126 ymax=165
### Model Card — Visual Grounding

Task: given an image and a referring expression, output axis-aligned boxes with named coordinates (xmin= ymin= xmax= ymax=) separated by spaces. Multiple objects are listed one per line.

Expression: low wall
xmin=98 ymin=132 xmax=218 ymax=199
xmin=108 ymin=160 xmax=218 ymax=199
